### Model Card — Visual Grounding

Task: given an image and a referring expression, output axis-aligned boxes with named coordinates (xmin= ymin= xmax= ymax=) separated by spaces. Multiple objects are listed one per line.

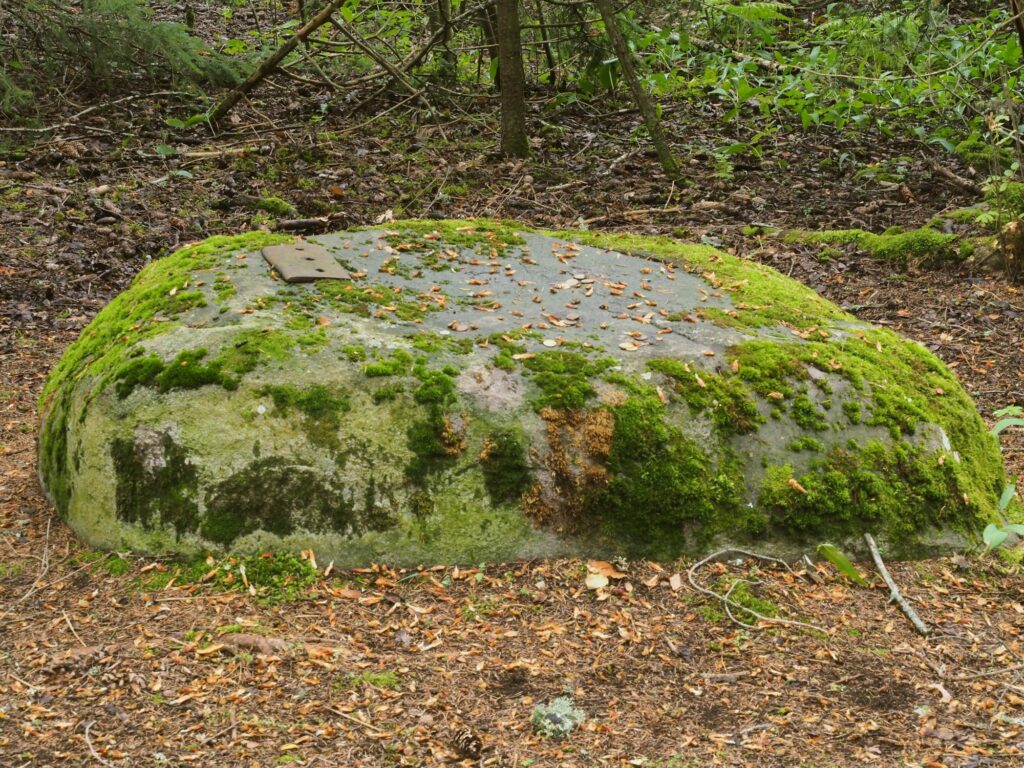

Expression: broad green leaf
xmin=817 ymin=543 xmax=868 ymax=586
xmin=998 ymin=483 xmax=1017 ymax=514
xmin=155 ymin=144 xmax=177 ymax=157
xmin=983 ymin=523 xmax=1008 ymax=551
xmin=992 ymin=417 xmax=1024 ymax=435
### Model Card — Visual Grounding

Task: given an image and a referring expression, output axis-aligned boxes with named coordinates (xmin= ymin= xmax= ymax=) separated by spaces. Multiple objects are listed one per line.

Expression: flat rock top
xmin=196 ymin=228 xmax=759 ymax=359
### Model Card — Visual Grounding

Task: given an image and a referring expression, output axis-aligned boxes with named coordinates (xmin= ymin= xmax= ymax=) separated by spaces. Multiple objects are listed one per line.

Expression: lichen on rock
xmin=38 ymin=220 xmax=1016 ymax=564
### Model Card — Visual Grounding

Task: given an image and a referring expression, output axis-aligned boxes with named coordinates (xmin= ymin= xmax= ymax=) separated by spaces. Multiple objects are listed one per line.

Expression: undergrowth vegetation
xmin=3 ymin=0 xmax=1023 ymax=175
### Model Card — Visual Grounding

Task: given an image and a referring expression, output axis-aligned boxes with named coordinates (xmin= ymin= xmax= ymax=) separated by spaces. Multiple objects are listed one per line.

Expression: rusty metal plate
xmin=262 ymin=242 xmax=351 ymax=282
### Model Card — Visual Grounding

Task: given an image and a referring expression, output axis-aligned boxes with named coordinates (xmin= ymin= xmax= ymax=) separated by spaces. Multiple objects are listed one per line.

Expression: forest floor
xmin=4 ymin=15 xmax=1024 ymax=766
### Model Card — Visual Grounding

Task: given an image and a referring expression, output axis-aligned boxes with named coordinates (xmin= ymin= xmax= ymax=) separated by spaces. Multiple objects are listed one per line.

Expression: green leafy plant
xmin=816 ymin=543 xmax=869 ymax=586
xmin=2 ymin=0 xmax=238 ymax=115
xmin=991 ymin=405 xmax=1024 ymax=437
xmin=531 ymin=696 xmax=585 ymax=739
xmin=982 ymin=405 xmax=1023 ymax=553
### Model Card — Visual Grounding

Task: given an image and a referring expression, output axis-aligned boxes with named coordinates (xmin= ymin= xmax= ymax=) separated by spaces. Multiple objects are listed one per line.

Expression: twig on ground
xmin=955 ymin=662 xmax=1024 ymax=681
xmin=63 ymin=610 xmax=88 ymax=647
xmin=0 ymin=91 xmax=192 ymax=134
xmin=83 ymin=721 xmax=112 ymax=767
xmin=686 ymin=548 xmax=827 ymax=633
xmin=327 ymin=707 xmax=391 ymax=737
xmin=929 ymin=160 xmax=983 ymax=196
xmin=864 ymin=533 xmax=931 ymax=636
xmin=580 ymin=206 xmax=682 ymax=226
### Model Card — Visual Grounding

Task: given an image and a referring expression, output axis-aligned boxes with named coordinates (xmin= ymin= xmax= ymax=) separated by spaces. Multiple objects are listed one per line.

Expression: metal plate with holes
xmin=262 ymin=242 xmax=351 ymax=282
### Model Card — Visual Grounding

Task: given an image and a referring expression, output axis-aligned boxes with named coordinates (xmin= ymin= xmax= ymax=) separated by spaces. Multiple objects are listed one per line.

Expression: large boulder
xmin=39 ymin=220 xmax=1007 ymax=563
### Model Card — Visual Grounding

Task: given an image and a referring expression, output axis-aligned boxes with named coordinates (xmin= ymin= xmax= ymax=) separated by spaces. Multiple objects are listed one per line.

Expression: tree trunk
xmin=593 ymin=0 xmax=679 ymax=178
xmin=495 ymin=0 xmax=529 ymax=157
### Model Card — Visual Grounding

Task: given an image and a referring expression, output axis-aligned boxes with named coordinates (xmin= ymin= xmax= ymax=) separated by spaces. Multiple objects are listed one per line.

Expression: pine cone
xmin=451 ymin=726 xmax=482 ymax=759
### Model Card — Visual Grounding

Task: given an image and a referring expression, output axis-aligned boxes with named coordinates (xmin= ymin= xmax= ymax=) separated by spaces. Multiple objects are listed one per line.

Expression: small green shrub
xmin=531 ymin=696 xmax=586 ymax=739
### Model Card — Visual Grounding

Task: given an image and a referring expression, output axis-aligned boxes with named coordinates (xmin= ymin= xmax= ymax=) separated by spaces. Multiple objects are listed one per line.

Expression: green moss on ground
xmin=255 ymin=196 xmax=296 ymax=217
xmin=784 ymin=227 xmax=960 ymax=264
xmin=132 ymin=552 xmax=317 ymax=604
xmin=955 ymin=136 xmax=1013 ymax=174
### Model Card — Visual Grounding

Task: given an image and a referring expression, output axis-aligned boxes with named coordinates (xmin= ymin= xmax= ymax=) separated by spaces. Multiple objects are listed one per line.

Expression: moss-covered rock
xmin=784 ymin=226 xmax=962 ymax=265
xmin=38 ymin=221 xmax=1015 ymax=564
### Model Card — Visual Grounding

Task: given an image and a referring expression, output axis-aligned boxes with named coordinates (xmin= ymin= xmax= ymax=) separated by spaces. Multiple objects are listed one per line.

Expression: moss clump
xmin=412 ymin=365 xmax=458 ymax=404
xmin=214 ymin=328 xmax=296 ymax=374
xmin=114 ymin=356 xmax=165 ymax=398
xmin=408 ymin=331 xmax=473 ymax=355
xmin=784 ymin=227 xmax=958 ymax=264
xmin=111 ymin=432 xmax=199 ymax=535
xmin=255 ymin=196 xmax=296 ymax=217
xmin=200 ymin=457 xmax=354 ymax=546
xmin=729 ymin=342 xmax=807 ymax=399
xmin=364 ymin=349 xmax=413 ymax=377
xmin=371 ymin=382 xmax=405 ymax=403
xmin=113 ymin=329 xmax=298 ymax=399
xmin=955 ymin=136 xmax=1013 ymax=174
xmin=342 ymin=345 xmax=367 ymax=362
xmin=647 ymin=358 xmax=764 ymax=435
xmin=405 ymin=363 xmax=463 ymax=485
xmin=131 ymin=552 xmax=316 ymax=603
xmin=715 ymin=576 xmax=778 ymax=620
xmin=155 ymin=348 xmax=239 ymax=391
xmin=790 ymin=392 xmax=830 ymax=432
xmin=263 ymin=384 xmax=350 ymax=449
xmin=843 ymin=400 xmax=862 ymax=424
xmin=406 ymin=411 xmax=464 ymax=485
xmin=589 ymin=385 xmax=750 ymax=557
xmin=523 ymin=351 xmax=613 ymax=411
xmin=788 ymin=436 xmax=825 ymax=452
xmin=758 ymin=440 xmax=974 ymax=550
xmin=213 ymin=274 xmax=236 ymax=301
xmin=480 ymin=427 xmax=532 ymax=503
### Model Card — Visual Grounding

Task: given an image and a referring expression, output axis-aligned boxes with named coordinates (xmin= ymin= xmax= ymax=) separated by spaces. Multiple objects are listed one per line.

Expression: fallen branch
xmin=864 ymin=533 xmax=931 ymax=636
xmin=686 ymin=548 xmax=827 ymax=634
xmin=84 ymin=721 xmax=112 ymax=767
xmin=207 ymin=0 xmax=348 ymax=127
xmin=929 ymin=160 xmax=983 ymax=196
xmin=579 ymin=206 xmax=682 ymax=226
xmin=0 ymin=91 xmax=192 ymax=134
